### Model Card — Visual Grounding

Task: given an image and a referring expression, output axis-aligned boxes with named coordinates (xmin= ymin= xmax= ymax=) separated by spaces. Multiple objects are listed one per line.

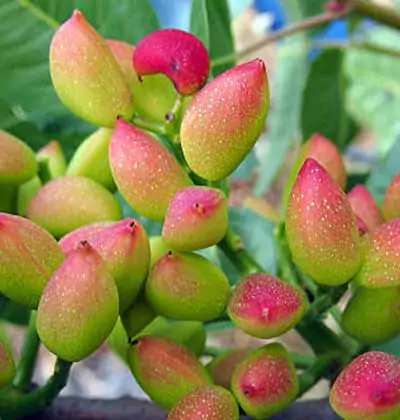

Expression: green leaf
xmin=190 ymin=0 xmax=236 ymax=76
xmin=301 ymin=49 xmax=358 ymax=150
xmin=367 ymin=137 xmax=400 ymax=205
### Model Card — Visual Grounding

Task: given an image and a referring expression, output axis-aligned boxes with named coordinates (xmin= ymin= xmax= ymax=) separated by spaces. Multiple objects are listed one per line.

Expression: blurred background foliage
xmin=0 ymin=0 xmax=399 ymax=360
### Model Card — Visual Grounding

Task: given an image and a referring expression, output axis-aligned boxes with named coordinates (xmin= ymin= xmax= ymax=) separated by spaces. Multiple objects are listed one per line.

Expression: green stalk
xmin=298 ymin=356 xmax=333 ymax=396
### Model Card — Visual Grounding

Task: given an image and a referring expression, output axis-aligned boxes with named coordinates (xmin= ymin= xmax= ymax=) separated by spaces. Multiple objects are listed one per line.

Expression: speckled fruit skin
xmin=107 ymin=40 xmax=179 ymax=124
xmin=37 ymin=241 xmax=119 ymax=362
xmin=37 ymin=141 xmax=67 ymax=179
xmin=330 ymin=351 xmax=400 ymax=420
xmin=50 ymin=10 xmax=133 ymax=127
xmin=149 ymin=236 xmax=171 ymax=267
xmin=348 ymin=185 xmax=383 ymax=232
xmin=227 ymin=274 xmax=308 ymax=339
xmin=133 ymin=29 xmax=210 ymax=96
xmin=145 ymin=251 xmax=230 ymax=322
xmin=355 ymin=219 xmax=400 ymax=288
xmin=181 ymin=59 xmax=269 ymax=181
xmin=342 ymin=286 xmax=400 ymax=345
xmin=109 ymin=119 xmax=192 ymax=221
xmin=128 ymin=336 xmax=212 ymax=410
xmin=26 ymin=176 xmax=122 ymax=238
xmin=383 ymin=173 xmax=400 ymax=221
xmin=162 ymin=187 xmax=228 ymax=251
xmin=168 ymin=385 xmax=239 ymax=420
xmin=286 ymin=158 xmax=361 ymax=286
xmin=231 ymin=343 xmax=299 ymax=419
xmin=283 ymin=133 xmax=346 ymax=209
xmin=0 ymin=213 xmax=64 ymax=309
xmin=0 ymin=329 xmax=15 ymax=389
xmin=0 ymin=130 xmax=37 ymax=186
xmin=207 ymin=349 xmax=250 ymax=389
xmin=67 ymin=128 xmax=116 ymax=191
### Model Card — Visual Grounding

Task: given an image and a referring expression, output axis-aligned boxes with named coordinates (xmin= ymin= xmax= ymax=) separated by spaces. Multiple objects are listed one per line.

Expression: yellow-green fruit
xmin=150 ymin=236 xmax=171 ymax=267
xmin=146 ymin=251 xmax=230 ymax=322
xmin=128 ymin=336 xmax=212 ymax=409
xmin=0 ymin=130 xmax=37 ymax=186
xmin=342 ymin=287 xmax=400 ymax=345
xmin=0 ymin=213 xmax=64 ymax=308
xmin=121 ymin=297 xmax=157 ymax=338
xmin=17 ymin=176 xmax=42 ymax=216
xmin=49 ymin=10 xmax=133 ymax=127
xmin=0 ymin=326 xmax=16 ymax=388
xmin=168 ymin=385 xmax=239 ymax=420
xmin=27 ymin=176 xmax=122 ymax=238
xmin=37 ymin=241 xmax=119 ymax=362
xmin=37 ymin=141 xmax=67 ymax=179
xmin=67 ymin=128 xmax=116 ymax=191
xmin=107 ymin=317 xmax=130 ymax=364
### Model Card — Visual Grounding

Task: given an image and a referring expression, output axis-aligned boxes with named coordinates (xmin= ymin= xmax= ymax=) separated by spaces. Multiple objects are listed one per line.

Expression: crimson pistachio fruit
xmin=50 ymin=10 xmax=133 ymax=127
xmin=228 ymin=274 xmax=308 ymax=338
xmin=286 ymin=158 xmax=361 ymax=286
xmin=162 ymin=187 xmax=228 ymax=251
xmin=330 ymin=351 xmax=400 ymax=420
xmin=181 ymin=59 xmax=269 ymax=181
xmin=0 ymin=213 xmax=64 ymax=308
xmin=109 ymin=119 xmax=192 ymax=221
xmin=37 ymin=241 xmax=119 ymax=362
xmin=133 ymin=29 xmax=210 ymax=96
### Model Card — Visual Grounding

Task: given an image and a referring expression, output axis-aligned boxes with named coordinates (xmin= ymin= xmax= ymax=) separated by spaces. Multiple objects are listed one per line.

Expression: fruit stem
xmin=290 ymin=353 xmax=317 ymax=370
xmin=0 ymin=358 xmax=71 ymax=418
xmin=298 ymin=355 xmax=333 ymax=396
xmin=203 ymin=346 xmax=230 ymax=357
xmin=13 ymin=311 xmax=41 ymax=392
xmin=132 ymin=115 xmax=167 ymax=136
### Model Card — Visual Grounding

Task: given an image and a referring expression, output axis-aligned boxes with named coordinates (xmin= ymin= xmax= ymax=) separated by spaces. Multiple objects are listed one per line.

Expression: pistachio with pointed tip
xmin=128 ymin=336 xmax=212 ymax=409
xmin=0 ymin=213 xmax=64 ymax=308
xmin=50 ymin=10 xmax=133 ymax=127
xmin=283 ymin=133 xmax=347 ymax=208
xmin=286 ymin=158 xmax=361 ymax=286
xmin=348 ymin=185 xmax=383 ymax=232
xmin=37 ymin=141 xmax=67 ymax=180
xmin=109 ymin=119 xmax=192 ymax=221
xmin=0 ymin=130 xmax=37 ymax=186
xmin=227 ymin=274 xmax=308 ymax=339
xmin=27 ymin=176 xmax=122 ymax=238
xmin=67 ymin=129 xmax=115 ymax=191
xmin=0 ymin=327 xmax=16 ymax=388
xmin=383 ymin=173 xmax=400 ymax=221
xmin=181 ymin=59 xmax=269 ymax=181
xmin=133 ymin=29 xmax=210 ymax=96
xmin=168 ymin=385 xmax=239 ymax=420
xmin=231 ymin=343 xmax=299 ymax=419
xmin=162 ymin=187 xmax=228 ymax=251
xmin=146 ymin=251 xmax=230 ymax=322
xmin=342 ymin=286 xmax=400 ymax=345
xmin=330 ymin=351 xmax=400 ymax=420
xmin=355 ymin=219 xmax=400 ymax=288
xmin=37 ymin=241 xmax=119 ymax=362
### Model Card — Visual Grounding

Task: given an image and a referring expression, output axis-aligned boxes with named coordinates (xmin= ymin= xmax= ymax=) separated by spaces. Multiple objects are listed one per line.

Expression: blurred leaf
xmin=298 ymin=0 xmax=330 ymax=35
xmin=301 ymin=49 xmax=358 ymax=150
xmin=217 ymin=207 xmax=276 ymax=285
xmin=0 ymin=295 xmax=30 ymax=326
xmin=190 ymin=0 xmax=236 ymax=76
xmin=373 ymin=336 xmax=400 ymax=358
xmin=346 ymin=27 xmax=400 ymax=155
xmin=254 ymin=0 xmax=309 ymax=195
xmin=367 ymin=137 xmax=400 ymax=205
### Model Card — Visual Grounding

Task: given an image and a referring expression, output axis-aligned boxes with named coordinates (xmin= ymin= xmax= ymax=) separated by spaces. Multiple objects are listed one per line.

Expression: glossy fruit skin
xmin=133 ymin=29 xmax=210 ymax=96
xmin=167 ymin=385 xmax=240 ymax=420
xmin=37 ymin=141 xmax=67 ymax=180
xmin=109 ymin=119 xmax=192 ymax=221
xmin=286 ymin=158 xmax=361 ymax=286
xmin=355 ymin=219 xmax=400 ymax=288
xmin=227 ymin=273 xmax=308 ymax=338
xmin=0 ymin=130 xmax=37 ymax=186
xmin=348 ymin=185 xmax=383 ymax=232
xmin=181 ymin=59 xmax=269 ymax=181
xmin=145 ymin=251 xmax=230 ymax=322
xmin=162 ymin=187 xmax=228 ymax=251
xmin=67 ymin=128 xmax=116 ymax=191
xmin=37 ymin=241 xmax=119 ymax=362
xmin=342 ymin=286 xmax=400 ymax=345
xmin=128 ymin=336 xmax=212 ymax=409
xmin=383 ymin=173 xmax=400 ymax=221
xmin=231 ymin=343 xmax=299 ymax=419
xmin=149 ymin=236 xmax=171 ymax=267
xmin=27 ymin=176 xmax=122 ymax=238
xmin=330 ymin=351 xmax=400 ymax=420
xmin=0 ymin=213 xmax=64 ymax=308
xmin=17 ymin=176 xmax=42 ymax=216
xmin=50 ymin=10 xmax=133 ymax=127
